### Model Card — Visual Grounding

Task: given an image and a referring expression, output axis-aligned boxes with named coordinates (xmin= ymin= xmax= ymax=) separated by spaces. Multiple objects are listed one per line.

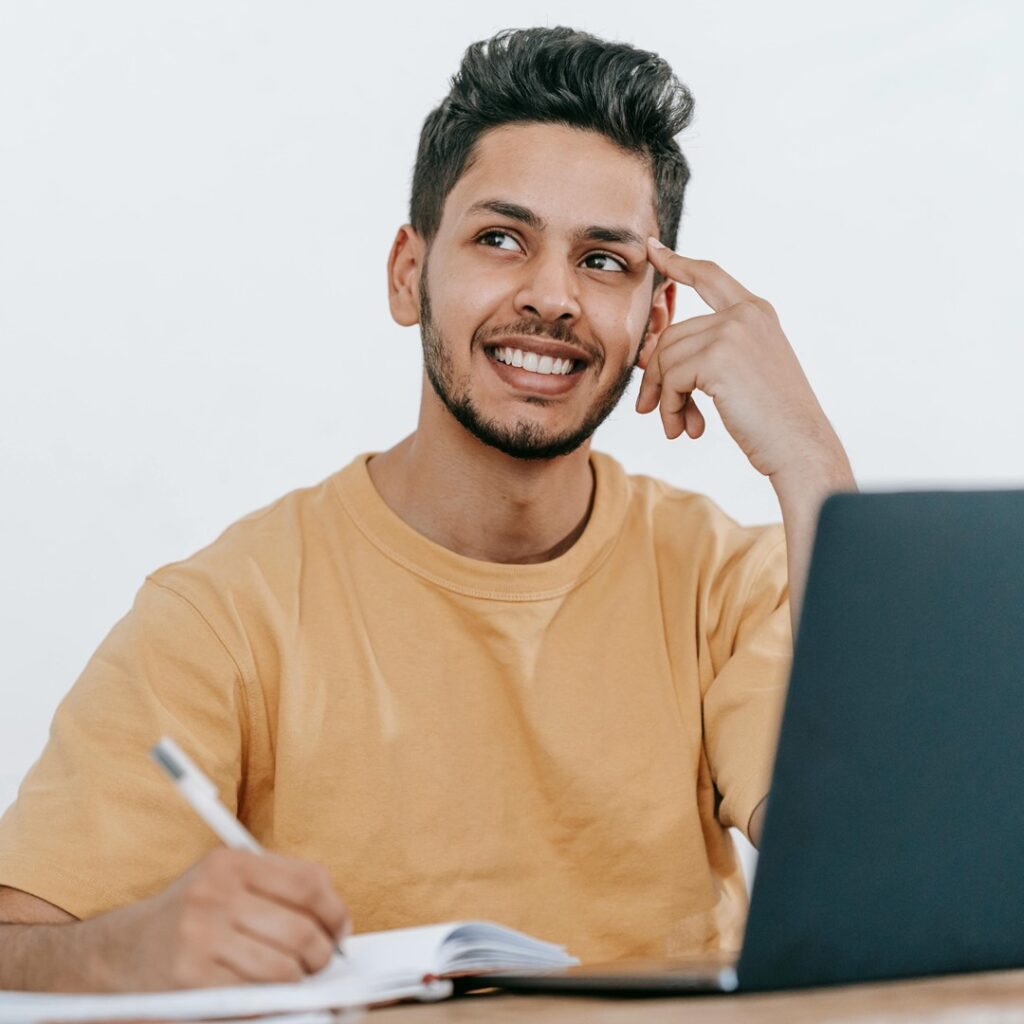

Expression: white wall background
xmin=1 ymin=0 xmax=1021 ymax=883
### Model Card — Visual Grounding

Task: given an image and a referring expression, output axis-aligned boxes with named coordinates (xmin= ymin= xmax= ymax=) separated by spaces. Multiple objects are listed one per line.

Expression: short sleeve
xmin=702 ymin=525 xmax=792 ymax=842
xmin=0 ymin=578 xmax=250 ymax=919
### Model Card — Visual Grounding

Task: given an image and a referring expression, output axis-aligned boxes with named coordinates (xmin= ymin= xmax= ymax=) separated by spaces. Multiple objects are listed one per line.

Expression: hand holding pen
xmin=132 ymin=735 xmax=352 ymax=988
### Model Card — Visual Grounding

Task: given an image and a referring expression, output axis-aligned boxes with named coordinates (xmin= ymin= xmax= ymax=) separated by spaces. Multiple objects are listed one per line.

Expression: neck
xmin=367 ymin=390 xmax=596 ymax=566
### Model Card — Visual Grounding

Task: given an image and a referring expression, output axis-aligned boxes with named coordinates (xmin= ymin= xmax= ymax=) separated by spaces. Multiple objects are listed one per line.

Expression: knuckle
xmin=203 ymin=847 xmax=244 ymax=883
xmin=299 ymin=867 xmax=324 ymax=903
xmin=311 ymin=863 xmax=332 ymax=894
xmin=721 ymin=319 xmax=747 ymax=344
xmin=237 ymin=935 xmax=303 ymax=985
xmin=266 ymin=951 xmax=305 ymax=983
xmin=732 ymin=300 xmax=759 ymax=323
xmin=226 ymin=847 xmax=255 ymax=872
xmin=250 ymin=948 xmax=298 ymax=984
xmin=305 ymin=927 xmax=334 ymax=971
xmin=205 ymin=846 xmax=235 ymax=869
xmin=283 ymin=959 xmax=306 ymax=982
xmin=182 ymin=879 xmax=216 ymax=913
xmin=733 ymin=295 xmax=775 ymax=322
xmin=335 ymin=898 xmax=351 ymax=930
xmin=290 ymin=915 xmax=320 ymax=951
xmin=181 ymin=872 xmax=239 ymax=921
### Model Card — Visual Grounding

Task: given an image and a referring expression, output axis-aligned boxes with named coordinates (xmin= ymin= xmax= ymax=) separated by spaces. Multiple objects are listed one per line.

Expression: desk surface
xmin=373 ymin=968 xmax=1024 ymax=1022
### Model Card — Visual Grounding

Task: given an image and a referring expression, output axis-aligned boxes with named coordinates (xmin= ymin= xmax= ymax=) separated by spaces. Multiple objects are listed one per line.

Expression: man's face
xmin=412 ymin=122 xmax=670 ymax=461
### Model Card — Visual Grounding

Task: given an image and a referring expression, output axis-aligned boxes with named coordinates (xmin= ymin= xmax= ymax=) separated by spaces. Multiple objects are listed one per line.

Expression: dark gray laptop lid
xmin=738 ymin=489 xmax=1024 ymax=991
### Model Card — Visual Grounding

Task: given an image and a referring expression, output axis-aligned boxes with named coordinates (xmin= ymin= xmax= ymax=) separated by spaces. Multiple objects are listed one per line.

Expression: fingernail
xmin=648 ymin=236 xmax=666 ymax=250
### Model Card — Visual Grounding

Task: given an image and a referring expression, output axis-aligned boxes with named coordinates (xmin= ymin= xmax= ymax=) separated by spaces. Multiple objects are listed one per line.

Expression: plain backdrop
xmin=1 ymin=1 xmax=1022 ymax=890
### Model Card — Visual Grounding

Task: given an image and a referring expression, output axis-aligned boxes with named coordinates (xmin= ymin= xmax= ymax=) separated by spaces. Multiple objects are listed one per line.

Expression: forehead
xmin=441 ymin=122 xmax=658 ymax=237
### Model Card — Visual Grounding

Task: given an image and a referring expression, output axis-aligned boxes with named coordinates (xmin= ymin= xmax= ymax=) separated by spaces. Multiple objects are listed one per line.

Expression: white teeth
xmin=491 ymin=347 xmax=577 ymax=375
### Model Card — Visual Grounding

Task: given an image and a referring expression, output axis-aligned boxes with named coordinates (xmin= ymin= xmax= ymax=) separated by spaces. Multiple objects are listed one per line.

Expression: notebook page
xmin=342 ymin=922 xmax=461 ymax=977
xmin=437 ymin=922 xmax=578 ymax=973
xmin=0 ymin=964 xmax=444 ymax=1023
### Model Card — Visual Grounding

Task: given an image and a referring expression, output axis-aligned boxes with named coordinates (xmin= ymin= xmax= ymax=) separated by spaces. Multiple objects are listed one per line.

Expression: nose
xmin=513 ymin=248 xmax=582 ymax=326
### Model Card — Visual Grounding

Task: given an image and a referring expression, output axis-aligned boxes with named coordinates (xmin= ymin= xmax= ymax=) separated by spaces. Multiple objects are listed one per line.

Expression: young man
xmin=0 ymin=27 xmax=855 ymax=991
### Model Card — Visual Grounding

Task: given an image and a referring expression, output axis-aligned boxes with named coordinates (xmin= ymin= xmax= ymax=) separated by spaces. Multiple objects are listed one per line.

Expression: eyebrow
xmin=464 ymin=199 xmax=646 ymax=250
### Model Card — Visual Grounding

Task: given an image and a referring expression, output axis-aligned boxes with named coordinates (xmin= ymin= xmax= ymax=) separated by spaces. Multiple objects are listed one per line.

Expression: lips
xmin=483 ymin=346 xmax=588 ymax=397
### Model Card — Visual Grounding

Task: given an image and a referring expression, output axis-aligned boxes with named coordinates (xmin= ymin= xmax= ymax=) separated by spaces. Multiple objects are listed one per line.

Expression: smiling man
xmin=0 ymin=26 xmax=855 ymax=991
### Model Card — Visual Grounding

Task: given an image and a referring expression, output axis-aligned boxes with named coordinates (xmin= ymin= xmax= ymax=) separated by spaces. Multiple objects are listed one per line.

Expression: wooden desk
xmin=373 ymin=968 xmax=1024 ymax=1022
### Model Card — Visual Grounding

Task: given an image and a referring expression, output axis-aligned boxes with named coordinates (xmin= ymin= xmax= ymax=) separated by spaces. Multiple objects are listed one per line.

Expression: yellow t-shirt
xmin=0 ymin=449 xmax=792 ymax=963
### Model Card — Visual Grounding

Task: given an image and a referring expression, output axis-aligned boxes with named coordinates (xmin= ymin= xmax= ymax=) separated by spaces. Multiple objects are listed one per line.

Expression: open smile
xmin=483 ymin=345 xmax=589 ymax=396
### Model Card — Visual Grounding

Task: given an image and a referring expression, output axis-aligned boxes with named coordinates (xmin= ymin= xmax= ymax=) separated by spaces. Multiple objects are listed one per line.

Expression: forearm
xmin=746 ymin=454 xmax=855 ymax=856
xmin=0 ymin=917 xmax=122 ymax=992
xmin=771 ymin=446 xmax=857 ymax=638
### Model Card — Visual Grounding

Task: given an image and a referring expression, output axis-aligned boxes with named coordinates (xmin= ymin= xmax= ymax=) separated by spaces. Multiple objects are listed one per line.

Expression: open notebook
xmin=0 ymin=920 xmax=577 ymax=1022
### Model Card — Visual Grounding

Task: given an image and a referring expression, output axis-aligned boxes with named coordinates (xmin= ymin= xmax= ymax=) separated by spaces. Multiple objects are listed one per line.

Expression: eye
xmin=581 ymin=252 xmax=628 ymax=273
xmin=476 ymin=229 xmax=523 ymax=253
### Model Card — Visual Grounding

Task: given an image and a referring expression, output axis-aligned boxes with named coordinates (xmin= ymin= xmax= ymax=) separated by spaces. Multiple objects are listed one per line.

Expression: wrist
xmin=770 ymin=445 xmax=856 ymax=508
xmin=76 ymin=904 xmax=128 ymax=993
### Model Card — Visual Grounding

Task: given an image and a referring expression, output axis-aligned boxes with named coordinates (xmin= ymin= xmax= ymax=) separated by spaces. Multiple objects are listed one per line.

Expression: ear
xmin=637 ymin=279 xmax=676 ymax=370
xmin=387 ymin=225 xmax=426 ymax=327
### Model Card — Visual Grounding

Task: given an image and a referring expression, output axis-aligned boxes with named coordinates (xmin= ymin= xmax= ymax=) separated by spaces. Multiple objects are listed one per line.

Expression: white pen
xmin=151 ymin=735 xmax=347 ymax=960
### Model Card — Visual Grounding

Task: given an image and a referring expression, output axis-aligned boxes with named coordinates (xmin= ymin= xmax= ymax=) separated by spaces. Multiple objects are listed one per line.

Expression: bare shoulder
xmin=0 ymin=886 xmax=76 ymax=924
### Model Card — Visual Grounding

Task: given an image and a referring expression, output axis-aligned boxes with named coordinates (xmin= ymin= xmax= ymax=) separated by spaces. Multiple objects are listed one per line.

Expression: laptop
xmin=464 ymin=489 xmax=1024 ymax=995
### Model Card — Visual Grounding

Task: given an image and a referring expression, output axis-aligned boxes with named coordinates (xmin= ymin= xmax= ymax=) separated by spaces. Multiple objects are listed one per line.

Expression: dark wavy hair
xmin=409 ymin=26 xmax=696 ymax=281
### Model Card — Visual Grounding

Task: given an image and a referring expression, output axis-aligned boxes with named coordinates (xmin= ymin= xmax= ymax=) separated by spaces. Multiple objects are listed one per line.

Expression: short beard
xmin=418 ymin=271 xmax=648 ymax=462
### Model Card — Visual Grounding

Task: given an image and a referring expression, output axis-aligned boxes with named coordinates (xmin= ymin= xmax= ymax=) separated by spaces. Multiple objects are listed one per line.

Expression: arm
xmin=638 ymin=241 xmax=859 ymax=846
xmin=771 ymin=451 xmax=857 ymax=638
xmin=0 ymin=887 xmax=112 ymax=991
xmin=0 ymin=577 xmax=348 ymax=992
xmin=0 ymin=851 xmax=349 ymax=992
xmin=634 ymin=241 xmax=860 ymax=856
xmin=0 ymin=887 xmax=86 ymax=989
xmin=744 ymin=456 xmax=856 ymax=853
xmin=638 ymin=239 xmax=859 ymax=640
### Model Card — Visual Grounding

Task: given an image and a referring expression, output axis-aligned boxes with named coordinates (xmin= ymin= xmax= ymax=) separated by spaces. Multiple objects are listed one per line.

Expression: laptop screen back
xmin=738 ymin=489 xmax=1024 ymax=991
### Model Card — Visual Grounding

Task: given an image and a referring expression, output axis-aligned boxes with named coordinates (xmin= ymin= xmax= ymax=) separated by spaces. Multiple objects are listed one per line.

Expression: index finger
xmin=647 ymin=237 xmax=758 ymax=313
